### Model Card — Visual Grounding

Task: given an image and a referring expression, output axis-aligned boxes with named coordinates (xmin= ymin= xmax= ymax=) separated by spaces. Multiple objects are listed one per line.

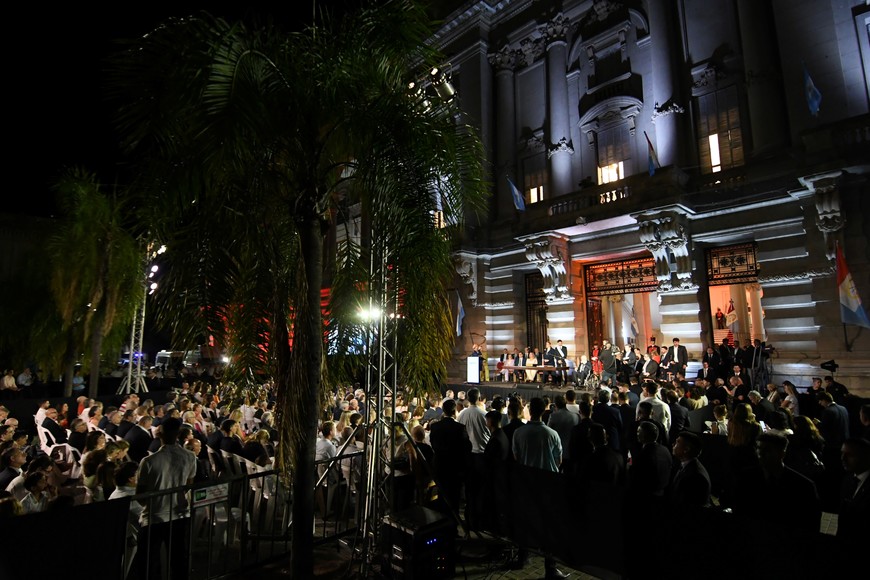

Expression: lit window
xmin=432 ymin=210 xmax=446 ymax=229
xmin=597 ymin=162 xmax=624 ymax=184
xmin=708 ymin=134 xmax=721 ymax=173
xmin=697 ymin=86 xmax=743 ymax=174
xmin=529 ymin=186 xmax=544 ymax=204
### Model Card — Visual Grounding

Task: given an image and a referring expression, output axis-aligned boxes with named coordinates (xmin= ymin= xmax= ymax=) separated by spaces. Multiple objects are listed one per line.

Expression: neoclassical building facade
xmin=433 ymin=0 xmax=870 ymax=391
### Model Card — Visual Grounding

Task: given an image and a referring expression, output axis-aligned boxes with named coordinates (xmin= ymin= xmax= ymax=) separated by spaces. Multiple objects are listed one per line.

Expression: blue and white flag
xmin=507 ymin=176 xmax=525 ymax=211
xmin=803 ymin=63 xmax=822 ymax=116
xmin=837 ymin=243 xmax=870 ymax=329
xmin=455 ymin=290 xmax=465 ymax=336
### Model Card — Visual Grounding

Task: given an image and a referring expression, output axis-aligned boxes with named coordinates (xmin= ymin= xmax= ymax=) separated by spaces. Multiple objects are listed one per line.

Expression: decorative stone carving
xmin=483 ymin=301 xmax=516 ymax=310
xmin=757 ymin=266 xmax=835 ymax=283
xmin=637 ymin=210 xmax=693 ymax=292
xmin=453 ymin=253 xmax=478 ymax=305
xmin=651 ymin=100 xmax=685 ymax=124
xmin=517 ymin=37 xmax=545 ymax=68
xmin=799 ymin=171 xmax=844 ymax=261
xmin=521 ymin=235 xmax=573 ymax=303
xmin=547 ymin=137 xmax=574 ymax=159
xmin=583 ymin=0 xmax=625 ymax=26
xmin=488 ymin=45 xmax=517 ymax=72
xmin=542 ymin=13 xmax=571 ymax=45
xmin=524 ymin=135 xmax=546 ymax=153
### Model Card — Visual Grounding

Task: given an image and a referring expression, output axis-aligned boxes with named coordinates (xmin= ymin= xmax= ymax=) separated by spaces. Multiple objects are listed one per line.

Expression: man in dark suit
xmin=581 ymin=422 xmax=625 ymax=486
xmin=428 ymin=398 xmax=471 ymax=517
xmin=124 ymin=415 xmax=154 ymax=463
xmin=640 ymin=352 xmax=658 ymax=380
xmin=696 ymin=361 xmax=717 ymax=384
xmin=818 ymin=392 xmax=850 ymax=452
xmin=219 ymin=419 xmax=245 ymax=456
xmin=630 ymin=421 xmax=673 ymax=498
xmin=748 ymin=390 xmax=776 ymax=424
xmin=591 ymin=389 xmax=623 ymax=452
xmin=669 ymin=431 xmax=711 ymax=508
xmin=665 ymin=390 xmax=689 ymax=443
xmin=731 ymin=432 xmax=821 ymax=533
xmin=660 ymin=338 xmax=688 ymax=378
xmin=41 ymin=407 xmax=68 ymax=445
xmin=838 ymin=437 xmax=870 ymax=545
xmin=115 ymin=410 xmax=137 ymax=440
xmin=513 ymin=349 xmax=529 ymax=382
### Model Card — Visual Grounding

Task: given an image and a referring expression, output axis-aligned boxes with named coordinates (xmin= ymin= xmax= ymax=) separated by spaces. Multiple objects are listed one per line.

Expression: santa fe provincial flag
xmin=836 ymin=243 xmax=870 ymax=328
xmin=725 ymin=299 xmax=739 ymax=332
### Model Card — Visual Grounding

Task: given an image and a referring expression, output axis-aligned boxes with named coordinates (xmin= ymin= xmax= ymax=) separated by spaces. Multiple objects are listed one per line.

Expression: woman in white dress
xmin=781 ymin=381 xmax=800 ymax=417
xmin=525 ymin=351 xmax=538 ymax=382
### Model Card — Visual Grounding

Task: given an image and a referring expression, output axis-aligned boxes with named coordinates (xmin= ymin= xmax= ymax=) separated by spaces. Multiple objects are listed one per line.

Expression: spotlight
xmin=429 ymin=66 xmax=456 ymax=103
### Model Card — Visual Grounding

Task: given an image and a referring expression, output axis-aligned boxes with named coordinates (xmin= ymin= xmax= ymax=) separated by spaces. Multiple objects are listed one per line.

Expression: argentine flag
xmin=506 ymin=176 xmax=526 ymax=211
xmin=455 ymin=290 xmax=466 ymax=336
xmin=836 ymin=243 xmax=870 ymax=328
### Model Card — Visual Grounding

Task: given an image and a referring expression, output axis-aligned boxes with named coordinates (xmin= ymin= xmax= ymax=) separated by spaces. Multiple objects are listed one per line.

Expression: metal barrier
xmin=118 ymin=447 xmax=363 ymax=579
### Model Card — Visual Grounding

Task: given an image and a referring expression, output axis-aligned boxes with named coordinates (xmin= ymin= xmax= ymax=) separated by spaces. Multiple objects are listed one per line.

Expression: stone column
xmin=736 ymin=0 xmax=788 ymax=154
xmin=543 ymin=13 xmax=574 ymax=196
xmin=746 ymin=283 xmax=766 ymax=342
xmin=489 ymin=46 xmax=518 ymax=219
xmin=646 ymin=0 xmax=678 ymax=167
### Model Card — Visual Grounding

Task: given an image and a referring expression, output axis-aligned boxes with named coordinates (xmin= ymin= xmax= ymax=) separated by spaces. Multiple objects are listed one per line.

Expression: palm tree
xmin=47 ymin=167 xmax=143 ymax=397
xmin=108 ymin=1 xmax=487 ymax=575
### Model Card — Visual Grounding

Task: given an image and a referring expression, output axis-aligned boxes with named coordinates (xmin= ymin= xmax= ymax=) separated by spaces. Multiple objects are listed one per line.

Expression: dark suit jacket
xmin=124 ymin=425 xmax=153 ymax=462
xmin=68 ymin=430 xmax=87 ymax=453
xmin=696 ymin=367 xmax=717 ymax=383
xmin=819 ymin=403 xmax=850 ymax=450
xmin=838 ymin=474 xmax=870 ymax=543
xmin=732 ymin=465 xmax=820 ymax=533
xmin=752 ymin=398 xmax=777 ymax=424
xmin=207 ymin=430 xmax=224 ymax=451
xmin=42 ymin=417 xmax=68 ymax=445
xmin=630 ymin=442 xmax=673 ymax=497
xmin=641 ymin=359 xmax=659 ymax=378
xmin=592 ymin=403 xmax=623 ymax=451
xmin=661 ymin=345 xmax=688 ymax=372
xmin=581 ymin=445 xmax=625 ymax=486
xmin=567 ymin=418 xmax=595 ymax=475
xmin=220 ymin=435 xmax=245 ymax=457
xmin=669 ymin=457 xmax=711 ymax=508
xmin=115 ymin=421 xmax=135 ymax=440
xmin=668 ymin=403 xmax=690 ymax=442
xmin=428 ymin=417 xmax=471 ymax=482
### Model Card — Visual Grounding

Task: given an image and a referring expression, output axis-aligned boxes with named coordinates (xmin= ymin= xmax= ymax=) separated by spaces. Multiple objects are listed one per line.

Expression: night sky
xmin=8 ymin=2 xmax=352 ymax=217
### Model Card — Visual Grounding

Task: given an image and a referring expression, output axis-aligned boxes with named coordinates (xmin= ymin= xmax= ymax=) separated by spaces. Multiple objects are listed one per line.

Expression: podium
xmin=466 ymin=356 xmax=480 ymax=383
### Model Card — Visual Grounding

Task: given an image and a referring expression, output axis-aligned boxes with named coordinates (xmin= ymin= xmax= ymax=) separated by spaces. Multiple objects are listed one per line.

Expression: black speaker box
xmin=380 ymin=505 xmax=456 ymax=579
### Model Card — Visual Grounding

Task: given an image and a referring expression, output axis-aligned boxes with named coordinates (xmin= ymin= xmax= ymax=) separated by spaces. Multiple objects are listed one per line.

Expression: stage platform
xmin=443 ymin=380 xmax=589 ymax=403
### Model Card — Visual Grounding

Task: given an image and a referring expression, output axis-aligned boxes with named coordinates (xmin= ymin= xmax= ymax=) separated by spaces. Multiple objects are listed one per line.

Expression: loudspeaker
xmin=381 ymin=505 xmax=456 ymax=579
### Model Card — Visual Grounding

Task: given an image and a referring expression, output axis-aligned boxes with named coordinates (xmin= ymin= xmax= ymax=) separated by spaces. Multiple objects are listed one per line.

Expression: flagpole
xmin=843 ymin=323 xmax=851 ymax=352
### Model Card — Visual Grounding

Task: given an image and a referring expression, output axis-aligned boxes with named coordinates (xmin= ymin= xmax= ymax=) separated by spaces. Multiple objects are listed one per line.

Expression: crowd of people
xmin=1 ymin=358 xmax=867 ymax=578
xmin=0 ymin=380 xmax=280 ymax=577
xmin=316 ymin=368 xmax=868 ymax=577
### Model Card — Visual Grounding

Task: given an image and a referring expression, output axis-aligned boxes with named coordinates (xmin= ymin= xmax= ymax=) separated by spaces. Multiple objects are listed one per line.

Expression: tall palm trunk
xmin=88 ymin=321 xmax=104 ymax=399
xmin=62 ymin=338 xmax=77 ymax=398
xmin=289 ymin=215 xmax=326 ymax=578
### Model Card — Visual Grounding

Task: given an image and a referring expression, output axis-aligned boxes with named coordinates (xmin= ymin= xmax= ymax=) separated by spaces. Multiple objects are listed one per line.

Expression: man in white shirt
xmin=637 ymin=380 xmax=671 ymax=433
xmin=457 ymin=388 xmax=489 ymax=453
xmin=135 ymin=418 xmax=196 ymax=580
xmin=457 ymin=388 xmax=489 ymax=532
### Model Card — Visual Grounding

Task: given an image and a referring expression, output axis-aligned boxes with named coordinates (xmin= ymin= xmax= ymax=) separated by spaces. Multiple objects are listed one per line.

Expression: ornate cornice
xmin=758 ymin=266 xmax=835 ymax=283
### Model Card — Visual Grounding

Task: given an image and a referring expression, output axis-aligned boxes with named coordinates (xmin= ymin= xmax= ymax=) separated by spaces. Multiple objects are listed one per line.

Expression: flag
xmin=455 ymin=290 xmax=465 ymax=336
xmin=803 ymin=63 xmax=822 ymax=116
xmin=506 ymin=176 xmax=525 ymax=211
xmin=836 ymin=243 xmax=870 ymax=328
xmin=644 ymin=131 xmax=660 ymax=176
xmin=725 ymin=298 xmax=739 ymax=333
